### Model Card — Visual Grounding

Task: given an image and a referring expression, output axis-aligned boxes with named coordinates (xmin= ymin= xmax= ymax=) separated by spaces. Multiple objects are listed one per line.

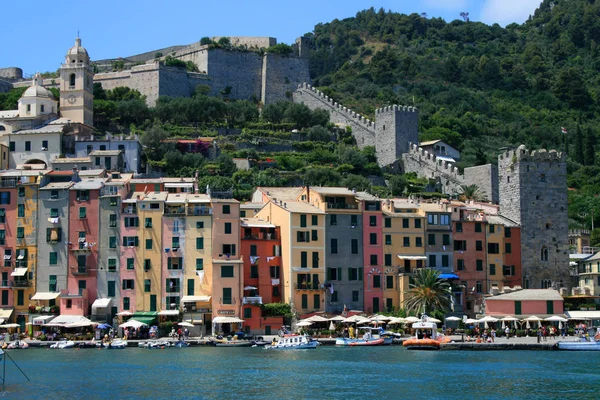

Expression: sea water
xmin=2 ymin=346 xmax=598 ymax=399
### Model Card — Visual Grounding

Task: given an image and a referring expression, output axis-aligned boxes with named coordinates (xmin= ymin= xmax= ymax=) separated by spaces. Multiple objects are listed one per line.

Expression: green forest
xmin=1 ymin=0 xmax=600 ymax=242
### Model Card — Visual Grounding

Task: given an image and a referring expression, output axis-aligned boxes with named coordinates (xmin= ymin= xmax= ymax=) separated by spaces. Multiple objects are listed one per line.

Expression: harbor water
xmin=2 ymin=346 xmax=598 ymax=399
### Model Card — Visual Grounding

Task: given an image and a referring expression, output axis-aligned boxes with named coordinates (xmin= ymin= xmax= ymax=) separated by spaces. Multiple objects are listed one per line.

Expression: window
xmin=224 ymin=222 xmax=232 ymax=234
xmin=385 ymin=235 xmax=392 ymax=245
xmin=370 ymin=216 xmax=377 ymax=227
xmin=370 ymin=254 xmax=378 ymax=266
xmin=223 ymin=244 xmax=236 ymax=255
xmin=222 ymin=288 xmax=232 ymax=304
xmin=222 ymin=205 xmax=230 ymax=214
xmin=0 ymin=193 xmax=9 ymax=205
xmin=429 ymin=255 xmax=436 ymax=267
xmin=301 ymin=294 xmax=308 ymax=309
xmin=351 ymin=239 xmax=358 ymax=254
xmin=402 ymin=218 xmax=409 ymax=228
xmin=108 ymin=258 xmax=117 ymax=272
xmin=456 ymin=222 xmax=463 ymax=232
xmin=18 ymin=187 xmax=25 ymax=198
xmin=144 ymin=218 xmax=152 ymax=228
xmin=79 ymin=207 xmax=86 ymax=219
xmin=144 ymin=259 xmax=152 ymax=271
xmin=9 ymin=142 xmax=14 ymax=152
xmin=454 ymin=240 xmax=467 ymax=251
xmin=17 ymin=227 xmax=24 ymax=238
xmin=109 ymin=236 xmax=117 ymax=249
xmin=442 ymin=234 xmax=450 ymax=246
xmin=145 ymin=239 xmax=152 ymax=250
xmin=488 ymin=243 xmax=500 ymax=254
xmin=476 ymin=259 xmax=483 ymax=271
xmin=108 ymin=281 xmax=116 ymax=297
xmin=127 ymin=258 xmax=134 ymax=270
xmin=414 ymin=219 xmax=421 ymax=228
xmin=442 ymin=255 xmax=449 ymax=267
xmin=373 ymin=275 xmax=381 ymax=288
xmin=196 ymin=258 xmax=204 ymax=270
xmin=0 ymin=209 xmax=4 ymax=224
xmin=40 ymin=139 xmax=47 ymax=149
xmin=312 ymin=252 xmax=319 ymax=268
xmin=386 ymin=275 xmax=394 ymax=289
xmin=352 ymin=291 xmax=359 ymax=302
xmin=331 ymin=239 xmax=338 ymax=254
xmin=122 ymin=279 xmax=135 ymax=290
xmin=109 ymin=214 xmax=117 ymax=227
xmin=328 ymin=268 xmax=342 ymax=281
xmin=457 ymin=259 xmax=465 ymax=271
xmin=489 ymin=264 xmax=496 ymax=275
xmin=172 ymin=237 xmax=180 ymax=249
xmin=475 ymin=223 xmax=482 ymax=233
xmin=300 ymin=214 xmax=306 ymax=227
xmin=540 ymin=173 xmax=546 ymax=182
xmin=243 ymin=307 xmax=252 ymax=319
xmin=221 ymin=265 xmax=234 ymax=278
xmin=489 ymin=225 xmax=495 ymax=233
xmin=124 ymin=217 xmax=139 ymax=227
xmin=385 ymin=218 xmax=391 ymax=228
xmin=49 ymin=275 xmax=57 ymax=292
xmin=385 ymin=254 xmax=392 ymax=266
xmin=250 ymin=245 xmax=258 ymax=257
xmin=167 ymin=257 xmax=182 ymax=270
xmin=49 ymin=252 xmax=58 ymax=265
xmin=505 ymin=243 xmax=512 ymax=253
xmin=17 ymin=204 xmax=24 ymax=218
xmin=505 ymin=227 xmax=512 ymax=238
xmin=330 ymin=215 xmax=337 ymax=225
xmin=25 ymin=141 xmax=31 ymax=151
xmin=250 ymin=264 xmax=258 ymax=278
xmin=196 ymin=221 xmax=204 ymax=229
xmin=350 ymin=215 xmax=358 ymax=226
xmin=311 ymin=230 xmax=318 ymax=241
xmin=0 ymin=291 xmax=6 ymax=306
xmin=476 ymin=281 xmax=482 ymax=293
xmin=503 ymin=265 xmax=515 ymax=276
xmin=0 ymin=230 xmax=4 ymax=246
xmin=476 ymin=241 xmax=483 ymax=251
xmin=196 ymin=237 xmax=204 ymax=250
xmin=370 ymin=233 xmax=377 ymax=245
xmin=296 ymin=231 xmax=309 ymax=242
xmin=349 ymin=268 xmax=362 ymax=281
xmin=428 ymin=234 xmax=435 ymax=246
xmin=541 ymin=246 xmax=549 ymax=261
xmin=77 ymin=190 xmax=89 ymax=201
xmin=17 ymin=290 xmax=24 ymax=306
xmin=416 ymin=237 xmax=422 ymax=247
xmin=311 ymin=215 xmax=318 ymax=226
xmin=403 ymin=237 xmax=410 ymax=247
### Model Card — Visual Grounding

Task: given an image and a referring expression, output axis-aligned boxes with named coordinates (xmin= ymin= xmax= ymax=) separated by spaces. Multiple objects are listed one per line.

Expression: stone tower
xmin=59 ymin=37 xmax=94 ymax=126
xmin=374 ymin=105 xmax=419 ymax=167
xmin=498 ymin=145 xmax=569 ymax=289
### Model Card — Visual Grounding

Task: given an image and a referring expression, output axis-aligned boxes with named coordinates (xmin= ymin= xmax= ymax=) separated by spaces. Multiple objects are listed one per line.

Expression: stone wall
xmin=375 ymin=105 xmax=418 ymax=167
xmin=498 ymin=145 xmax=569 ymax=289
xmin=212 ymin=36 xmax=276 ymax=49
xmin=261 ymin=54 xmax=310 ymax=104
xmin=0 ymin=67 xmax=23 ymax=80
xmin=464 ymin=164 xmax=499 ymax=204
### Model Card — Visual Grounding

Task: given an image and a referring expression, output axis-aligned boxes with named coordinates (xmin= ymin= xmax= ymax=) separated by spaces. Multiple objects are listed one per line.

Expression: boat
xmin=174 ymin=340 xmax=189 ymax=348
xmin=50 ymin=340 xmax=75 ymax=349
xmin=264 ymin=334 xmax=319 ymax=350
xmin=336 ymin=327 xmax=393 ymax=346
xmin=6 ymin=340 xmax=29 ymax=349
xmin=103 ymin=339 xmax=127 ymax=349
xmin=215 ymin=340 xmax=252 ymax=347
xmin=143 ymin=340 xmax=173 ymax=349
xmin=558 ymin=338 xmax=600 ymax=351
xmin=403 ymin=315 xmax=451 ymax=350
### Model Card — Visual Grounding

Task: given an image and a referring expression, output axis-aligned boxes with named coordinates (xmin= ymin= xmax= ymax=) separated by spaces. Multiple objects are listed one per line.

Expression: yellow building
xmin=256 ymin=200 xmax=326 ymax=315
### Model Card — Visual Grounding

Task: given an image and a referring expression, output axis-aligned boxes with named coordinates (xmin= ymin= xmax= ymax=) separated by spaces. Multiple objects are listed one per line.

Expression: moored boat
xmin=264 ymin=334 xmax=319 ymax=350
xmin=103 ymin=339 xmax=127 ymax=349
xmin=6 ymin=340 xmax=29 ymax=349
xmin=336 ymin=327 xmax=392 ymax=346
xmin=50 ymin=339 xmax=75 ymax=349
xmin=557 ymin=339 xmax=600 ymax=351
xmin=403 ymin=315 xmax=450 ymax=350
xmin=215 ymin=340 xmax=252 ymax=347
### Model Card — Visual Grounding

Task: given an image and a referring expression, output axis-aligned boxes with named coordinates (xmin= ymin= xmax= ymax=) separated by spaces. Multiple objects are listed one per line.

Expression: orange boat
xmin=403 ymin=315 xmax=451 ymax=350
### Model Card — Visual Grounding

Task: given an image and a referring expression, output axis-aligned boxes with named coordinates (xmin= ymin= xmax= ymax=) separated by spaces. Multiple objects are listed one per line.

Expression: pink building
xmin=0 ymin=185 xmax=16 ymax=312
xmin=62 ymin=180 xmax=104 ymax=315
xmin=363 ymin=204 xmax=383 ymax=314
xmin=484 ymin=289 xmax=564 ymax=317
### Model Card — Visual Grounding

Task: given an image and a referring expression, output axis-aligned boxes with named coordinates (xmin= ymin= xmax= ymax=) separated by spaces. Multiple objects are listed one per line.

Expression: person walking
xmin=505 ymin=326 xmax=510 ymax=339
xmin=537 ymin=327 xmax=542 ymax=343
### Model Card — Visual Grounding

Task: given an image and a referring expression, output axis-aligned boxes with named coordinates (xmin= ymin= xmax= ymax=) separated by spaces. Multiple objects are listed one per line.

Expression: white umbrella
xmin=0 ymin=323 xmax=20 ymax=328
xmin=116 ymin=311 xmax=133 ymax=316
xmin=305 ymin=315 xmax=329 ymax=323
xmin=120 ymin=319 xmax=148 ymax=329
xmin=545 ymin=316 xmax=567 ymax=322
xmin=404 ymin=316 xmax=421 ymax=323
xmin=343 ymin=315 xmax=370 ymax=324
xmin=500 ymin=316 xmax=520 ymax=321
xmin=465 ymin=318 xmax=478 ymax=324
xmin=295 ymin=321 xmax=313 ymax=327
xmin=478 ymin=316 xmax=499 ymax=323
xmin=370 ymin=315 xmax=392 ymax=321
xmin=428 ymin=318 xmax=442 ymax=323
xmin=244 ymin=286 xmax=257 ymax=290
xmin=445 ymin=316 xmax=461 ymax=321
xmin=178 ymin=321 xmax=194 ymax=327
xmin=387 ymin=317 xmax=405 ymax=325
xmin=523 ymin=316 xmax=542 ymax=328
xmin=328 ymin=316 xmax=345 ymax=322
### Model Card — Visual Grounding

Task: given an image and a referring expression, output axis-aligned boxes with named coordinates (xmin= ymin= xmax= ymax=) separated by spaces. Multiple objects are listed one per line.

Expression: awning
xmin=45 ymin=315 xmax=90 ymax=326
xmin=165 ymin=182 xmax=194 ymax=188
xmin=213 ymin=316 xmax=244 ymax=324
xmin=397 ymin=255 xmax=427 ymax=260
xmin=0 ymin=309 xmax=13 ymax=319
xmin=11 ymin=268 xmax=28 ymax=277
xmin=566 ymin=310 xmax=600 ymax=320
xmin=439 ymin=273 xmax=460 ymax=280
xmin=131 ymin=317 xmax=155 ymax=325
xmin=32 ymin=292 xmax=60 ymax=300
xmin=133 ymin=312 xmax=158 ymax=317
xmin=158 ymin=310 xmax=179 ymax=316
xmin=92 ymin=298 xmax=112 ymax=308
xmin=33 ymin=315 xmax=55 ymax=325
xmin=181 ymin=295 xmax=211 ymax=303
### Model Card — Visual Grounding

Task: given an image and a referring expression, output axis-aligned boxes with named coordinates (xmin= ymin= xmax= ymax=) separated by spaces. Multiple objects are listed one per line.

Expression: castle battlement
xmin=498 ymin=145 xmax=565 ymax=165
xmin=375 ymin=105 xmax=417 ymax=114
xmin=407 ymin=142 xmax=462 ymax=178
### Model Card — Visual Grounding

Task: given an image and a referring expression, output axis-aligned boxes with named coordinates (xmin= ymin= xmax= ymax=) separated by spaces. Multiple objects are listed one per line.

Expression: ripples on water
xmin=2 ymin=347 xmax=598 ymax=399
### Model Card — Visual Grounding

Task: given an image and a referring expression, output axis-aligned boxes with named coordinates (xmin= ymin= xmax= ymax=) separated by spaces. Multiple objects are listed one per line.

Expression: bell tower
xmin=59 ymin=37 xmax=94 ymax=126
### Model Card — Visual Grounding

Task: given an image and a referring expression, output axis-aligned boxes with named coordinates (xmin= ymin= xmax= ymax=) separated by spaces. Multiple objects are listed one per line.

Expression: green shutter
xmin=196 ymin=258 xmax=203 ymax=270
xmin=515 ymin=301 xmax=522 ymax=315
xmin=546 ymin=300 xmax=554 ymax=314
xmin=301 ymin=294 xmax=308 ymax=309
xmin=196 ymin=237 xmax=204 ymax=249
xmin=187 ymin=279 xmax=194 ymax=295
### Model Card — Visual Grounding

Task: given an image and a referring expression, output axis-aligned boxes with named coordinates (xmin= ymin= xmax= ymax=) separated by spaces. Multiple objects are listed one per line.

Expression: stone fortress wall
xmin=498 ymin=145 xmax=569 ymax=289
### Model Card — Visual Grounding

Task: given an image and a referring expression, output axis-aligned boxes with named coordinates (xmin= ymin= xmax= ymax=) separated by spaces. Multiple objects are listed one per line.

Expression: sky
xmin=1 ymin=0 xmax=542 ymax=76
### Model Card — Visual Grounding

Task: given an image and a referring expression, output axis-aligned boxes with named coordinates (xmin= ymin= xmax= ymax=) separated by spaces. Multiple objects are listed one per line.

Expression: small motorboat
xmin=558 ymin=336 xmax=600 ymax=351
xmin=6 ymin=340 xmax=29 ymax=349
xmin=403 ymin=315 xmax=450 ymax=350
xmin=264 ymin=334 xmax=319 ymax=350
xmin=50 ymin=340 xmax=75 ymax=349
xmin=103 ymin=339 xmax=127 ymax=349
xmin=174 ymin=340 xmax=189 ymax=348
xmin=336 ymin=327 xmax=392 ymax=346
xmin=215 ymin=340 xmax=252 ymax=347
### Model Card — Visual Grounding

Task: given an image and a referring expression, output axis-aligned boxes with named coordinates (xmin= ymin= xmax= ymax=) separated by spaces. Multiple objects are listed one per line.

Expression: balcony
xmin=72 ymin=266 xmax=90 ymax=276
xmin=165 ymin=206 xmax=185 ymax=216
xmin=0 ymin=179 xmax=18 ymax=188
xmin=11 ymin=279 xmax=31 ymax=287
xmin=187 ymin=207 xmax=212 ymax=216
xmin=294 ymin=282 xmax=323 ymax=290
xmin=219 ymin=297 xmax=237 ymax=305
xmin=122 ymin=207 xmax=137 ymax=215
xmin=243 ymin=232 xmax=278 ymax=240
xmin=327 ymin=202 xmax=358 ymax=210
xmin=0 ymin=280 xmax=9 ymax=288
xmin=166 ymin=286 xmax=181 ymax=293
xmin=242 ymin=296 xmax=263 ymax=305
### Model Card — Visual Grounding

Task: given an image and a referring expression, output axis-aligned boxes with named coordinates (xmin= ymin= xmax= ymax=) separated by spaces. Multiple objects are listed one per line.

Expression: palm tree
xmin=458 ymin=184 xmax=487 ymax=202
xmin=404 ymin=268 xmax=451 ymax=315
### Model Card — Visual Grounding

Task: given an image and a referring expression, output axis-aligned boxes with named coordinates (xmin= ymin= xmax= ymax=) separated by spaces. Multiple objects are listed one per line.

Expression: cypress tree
xmin=583 ymin=127 xmax=596 ymax=166
xmin=574 ymin=123 xmax=585 ymax=164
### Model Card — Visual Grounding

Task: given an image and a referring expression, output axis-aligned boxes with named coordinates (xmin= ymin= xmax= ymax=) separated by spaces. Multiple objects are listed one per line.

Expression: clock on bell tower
xmin=59 ymin=37 xmax=94 ymax=126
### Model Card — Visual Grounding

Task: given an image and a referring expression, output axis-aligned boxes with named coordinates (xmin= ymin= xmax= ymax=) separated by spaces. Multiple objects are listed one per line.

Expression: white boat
xmin=264 ymin=334 xmax=319 ymax=350
xmin=558 ymin=339 xmax=600 ymax=351
xmin=6 ymin=340 xmax=29 ymax=349
xmin=103 ymin=339 xmax=127 ymax=349
xmin=403 ymin=315 xmax=450 ymax=350
xmin=336 ymin=327 xmax=393 ymax=346
xmin=50 ymin=340 xmax=75 ymax=349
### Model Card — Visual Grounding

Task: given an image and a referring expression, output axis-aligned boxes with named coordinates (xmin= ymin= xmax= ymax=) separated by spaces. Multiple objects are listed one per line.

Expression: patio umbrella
xmin=343 ymin=315 xmax=370 ymax=324
xmin=244 ymin=286 xmax=257 ymax=290
xmin=523 ymin=316 xmax=542 ymax=328
xmin=0 ymin=324 xmax=20 ymax=328
xmin=305 ymin=315 xmax=329 ymax=323
xmin=329 ymin=316 xmax=345 ymax=322
xmin=445 ymin=316 xmax=461 ymax=321
xmin=295 ymin=321 xmax=313 ymax=327
xmin=96 ymin=323 xmax=112 ymax=330
xmin=465 ymin=318 xmax=478 ymax=324
xmin=370 ymin=315 xmax=392 ymax=321
xmin=404 ymin=316 xmax=421 ymax=323
xmin=178 ymin=321 xmax=194 ymax=327
xmin=428 ymin=318 xmax=442 ymax=323
xmin=116 ymin=311 xmax=133 ymax=316
xmin=478 ymin=316 xmax=499 ymax=323
xmin=387 ymin=318 xmax=405 ymax=325
xmin=544 ymin=316 xmax=567 ymax=322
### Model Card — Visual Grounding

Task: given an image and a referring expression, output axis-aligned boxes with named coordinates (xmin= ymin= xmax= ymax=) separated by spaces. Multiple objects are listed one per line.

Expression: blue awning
xmin=439 ymin=273 xmax=460 ymax=280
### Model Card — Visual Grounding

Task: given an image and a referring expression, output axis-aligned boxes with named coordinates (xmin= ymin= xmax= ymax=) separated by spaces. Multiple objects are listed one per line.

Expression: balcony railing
xmin=0 ymin=179 xmax=18 ymax=188
xmin=166 ymin=286 xmax=181 ymax=293
xmin=294 ymin=283 xmax=323 ymax=290
xmin=242 ymin=296 xmax=263 ymax=305
xmin=72 ymin=266 xmax=90 ymax=276
xmin=165 ymin=207 xmax=186 ymax=216
xmin=327 ymin=203 xmax=358 ymax=210
xmin=122 ymin=207 xmax=137 ymax=215
xmin=11 ymin=280 xmax=31 ymax=287
xmin=187 ymin=207 xmax=212 ymax=216
xmin=219 ymin=297 xmax=236 ymax=305
xmin=243 ymin=233 xmax=278 ymax=240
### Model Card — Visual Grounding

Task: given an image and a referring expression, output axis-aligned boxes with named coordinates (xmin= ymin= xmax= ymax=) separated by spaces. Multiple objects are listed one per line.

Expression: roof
xmin=355 ymin=191 xmax=379 ymax=201
xmin=487 ymin=215 xmax=519 ymax=227
xmin=241 ymin=202 xmax=264 ymax=209
xmin=210 ymin=198 xmax=240 ymax=204
xmin=309 ymin=187 xmax=355 ymax=196
xmin=565 ymin=310 xmax=600 ymax=320
xmin=89 ymin=150 xmax=122 ymax=156
xmin=40 ymin=182 xmax=74 ymax=190
xmin=419 ymin=140 xmax=443 ymax=146
xmin=166 ymin=193 xmax=188 ymax=204
xmin=257 ymin=187 xmax=302 ymax=202
xmin=48 ymin=118 xmax=73 ymax=125
xmin=67 ymin=37 xmax=89 ymax=57
xmin=0 ymin=110 xmax=19 ymax=119
xmin=71 ymin=179 xmax=105 ymax=190
xmin=79 ymin=169 xmax=106 ymax=177
xmin=276 ymin=201 xmax=325 ymax=214
xmin=485 ymin=289 xmax=563 ymax=302
xmin=241 ymin=218 xmax=275 ymax=228
xmin=187 ymin=194 xmax=211 ymax=203
xmin=162 ymin=177 xmax=196 ymax=183
xmin=21 ymin=83 xmax=54 ymax=100
xmin=142 ymin=192 xmax=168 ymax=202
xmin=0 ymin=169 xmax=50 ymax=177
xmin=418 ymin=203 xmax=451 ymax=213
xmin=12 ymin=124 xmax=64 ymax=135
xmin=52 ymin=157 xmax=91 ymax=164
xmin=130 ymin=178 xmax=162 ymax=184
